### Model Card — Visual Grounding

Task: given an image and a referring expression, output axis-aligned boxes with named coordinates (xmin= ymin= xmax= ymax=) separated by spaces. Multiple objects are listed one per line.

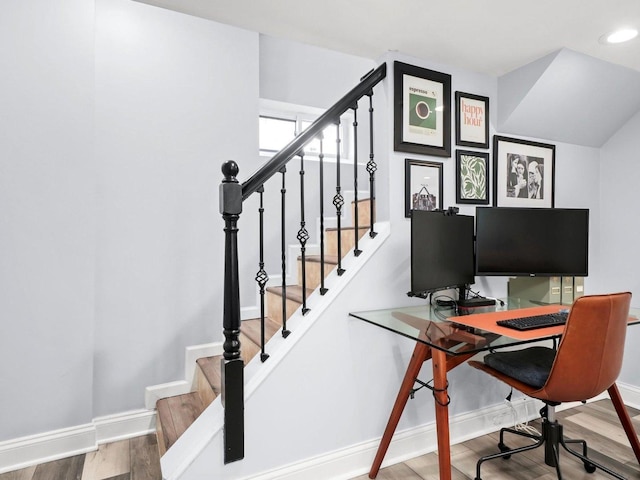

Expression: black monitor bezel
xmin=474 ymin=206 xmax=589 ymax=277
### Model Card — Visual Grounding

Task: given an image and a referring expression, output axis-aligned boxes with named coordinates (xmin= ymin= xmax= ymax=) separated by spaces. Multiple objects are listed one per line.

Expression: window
xmin=259 ymin=116 xmax=296 ymax=153
xmin=259 ymin=99 xmax=351 ymax=161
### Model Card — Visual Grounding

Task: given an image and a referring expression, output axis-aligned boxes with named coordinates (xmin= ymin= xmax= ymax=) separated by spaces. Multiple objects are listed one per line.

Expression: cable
xmin=504 ymin=394 xmax=540 ymax=436
xmin=466 ymin=287 xmax=505 ymax=306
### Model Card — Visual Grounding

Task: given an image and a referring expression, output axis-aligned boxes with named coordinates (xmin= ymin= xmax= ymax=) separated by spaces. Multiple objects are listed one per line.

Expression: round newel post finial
xmin=222 ymin=160 xmax=239 ymax=181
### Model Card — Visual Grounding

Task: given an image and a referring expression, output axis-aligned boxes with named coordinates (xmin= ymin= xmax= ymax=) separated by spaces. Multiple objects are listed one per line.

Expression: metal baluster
xmin=352 ymin=103 xmax=361 ymax=257
xmin=333 ymin=120 xmax=345 ymax=275
xmin=280 ymin=167 xmax=291 ymax=338
xmin=297 ymin=152 xmax=310 ymax=314
xmin=255 ymin=186 xmax=269 ymax=362
xmin=367 ymin=93 xmax=377 ymax=238
xmin=318 ymin=134 xmax=328 ymax=295
xmin=220 ymin=160 xmax=244 ymax=463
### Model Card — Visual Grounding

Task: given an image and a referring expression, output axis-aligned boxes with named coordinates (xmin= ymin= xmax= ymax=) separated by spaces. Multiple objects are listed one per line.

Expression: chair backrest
xmin=539 ymin=292 xmax=632 ymax=402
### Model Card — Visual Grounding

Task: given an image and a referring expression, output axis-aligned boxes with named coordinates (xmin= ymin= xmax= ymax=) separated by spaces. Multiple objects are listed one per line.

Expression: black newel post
xmin=219 ymin=160 xmax=244 ymax=464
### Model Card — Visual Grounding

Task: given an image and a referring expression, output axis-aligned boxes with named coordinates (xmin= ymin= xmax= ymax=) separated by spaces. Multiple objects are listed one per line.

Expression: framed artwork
xmin=394 ymin=61 xmax=451 ymax=157
xmin=493 ymin=135 xmax=555 ymax=208
xmin=456 ymin=150 xmax=490 ymax=205
xmin=455 ymin=91 xmax=489 ymax=149
xmin=405 ymin=158 xmax=443 ymax=217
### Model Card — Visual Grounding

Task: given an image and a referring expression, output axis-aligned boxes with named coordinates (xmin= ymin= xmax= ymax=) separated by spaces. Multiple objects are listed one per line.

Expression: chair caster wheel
xmin=498 ymin=442 xmax=511 ymax=460
xmin=583 ymin=461 xmax=596 ymax=473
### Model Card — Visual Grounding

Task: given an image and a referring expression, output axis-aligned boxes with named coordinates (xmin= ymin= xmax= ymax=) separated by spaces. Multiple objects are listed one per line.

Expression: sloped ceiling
xmin=498 ymin=49 xmax=640 ymax=147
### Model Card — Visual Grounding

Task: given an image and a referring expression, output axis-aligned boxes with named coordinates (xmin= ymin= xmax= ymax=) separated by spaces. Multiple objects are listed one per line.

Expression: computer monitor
xmin=475 ymin=207 xmax=589 ymax=277
xmin=409 ymin=210 xmax=475 ymax=297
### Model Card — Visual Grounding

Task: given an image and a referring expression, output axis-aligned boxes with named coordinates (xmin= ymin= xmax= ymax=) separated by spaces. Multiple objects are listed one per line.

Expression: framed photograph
xmin=455 ymin=92 xmax=489 ymax=148
xmin=394 ymin=61 xmax=451 ymax=157
xmin=405 ymin=158 xmax=443 ymax=217
xmin=456 ymin=150 xmax=490 ymax=205
xmin=493 ymin=135 xmax=555 ymax=208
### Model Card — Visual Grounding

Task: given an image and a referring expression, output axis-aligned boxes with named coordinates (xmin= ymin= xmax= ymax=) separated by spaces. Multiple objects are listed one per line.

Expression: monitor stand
xmin=457 ymin=286 xmax=496 ymax=308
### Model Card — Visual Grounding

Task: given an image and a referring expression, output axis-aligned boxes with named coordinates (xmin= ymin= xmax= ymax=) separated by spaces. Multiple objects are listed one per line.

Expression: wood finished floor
xmin=2 ymin=400 xmax=639 ymax=480
xmin=351 ymin=399 xmax=640 ymax=480
xmin=0 ymin=434 xmax=160 ymax=480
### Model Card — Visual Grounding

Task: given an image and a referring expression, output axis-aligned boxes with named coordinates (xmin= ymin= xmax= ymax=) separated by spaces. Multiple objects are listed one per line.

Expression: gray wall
xmin=0 ymin=0 xmax=260 ymax=441
xmin=0 ymin=0 xmax=96 ymax=440
xmin=93 ymin=0 xmax=259 ymax=417
xmin=598 ymin=109 xmax=640 ymax=383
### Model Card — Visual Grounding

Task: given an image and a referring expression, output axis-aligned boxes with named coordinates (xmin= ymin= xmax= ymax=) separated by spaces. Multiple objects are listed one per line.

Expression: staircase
xmin=155 ymin=198 xmax=374 ymax=456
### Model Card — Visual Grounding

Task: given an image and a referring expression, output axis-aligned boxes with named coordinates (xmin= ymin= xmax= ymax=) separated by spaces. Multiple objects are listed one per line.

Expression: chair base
xmin=475 ymin=406 xmax=625 ymax=480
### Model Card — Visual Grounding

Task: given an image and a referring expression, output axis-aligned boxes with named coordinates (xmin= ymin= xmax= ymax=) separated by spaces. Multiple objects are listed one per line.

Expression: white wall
xmin=0 ymin=0 xmax=95 ymax=441
xmin=259 ymin=35 xmax=376 ymax=110
xmin=93 ymin=0 xmax=259 ymax=417
xmin=598 ymin=110 xmax=640 ymax=384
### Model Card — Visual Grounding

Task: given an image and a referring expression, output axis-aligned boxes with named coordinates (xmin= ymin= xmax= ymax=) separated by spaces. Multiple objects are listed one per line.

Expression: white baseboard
xmin=0 ymin=409 xmax=155 ymax=475
xmin=616 ymin=381 xmax=640 ymax=409
xmin=3 ymin=387 xmax=636 ymax=479
xmin=241 ymin=383 xmax=640 ymax=480
xmin=240 ymin=399 xmax=539 ymax=480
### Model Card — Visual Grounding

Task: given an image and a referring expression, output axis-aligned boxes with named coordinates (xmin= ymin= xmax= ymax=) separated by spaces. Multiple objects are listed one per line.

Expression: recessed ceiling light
xmin=600 ymin=28 xmax=638 ymax=44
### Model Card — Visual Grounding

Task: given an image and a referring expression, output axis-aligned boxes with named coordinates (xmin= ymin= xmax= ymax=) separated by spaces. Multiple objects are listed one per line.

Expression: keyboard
xmin=497 ymin=311 xmax=569 ymax=331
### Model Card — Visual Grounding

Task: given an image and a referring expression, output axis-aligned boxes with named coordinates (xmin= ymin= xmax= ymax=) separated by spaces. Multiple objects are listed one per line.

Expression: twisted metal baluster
xmin=318 ymin=133 xmax=328 ymax=295
xmin=352 ymin=103 xmax=362 ymax=257
xmin=333 ymin=120 xmax=345 ymax=275
xmin=367 ymin=92 xmax=377 ymax=238
xmin=297 ymin=151 xmax=310 ymax=314
xmin=279 ymin=167 xmax=290 ymax=338
xmin=255 ymin=185 xmax=269 ymax=362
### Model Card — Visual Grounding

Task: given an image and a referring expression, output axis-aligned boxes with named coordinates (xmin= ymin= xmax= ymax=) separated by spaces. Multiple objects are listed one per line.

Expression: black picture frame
xmin=405 ymin=158 xmax=444 ymax=217
xmin=455 ymin=91 xmax=489 ymax=149
xmin=455 ymin=150 xmax=490 ymax=205
xmin=394 ymin=61 xmax=451 ymax=157
xmin=493 ymin=135 xmax=555 ymax=208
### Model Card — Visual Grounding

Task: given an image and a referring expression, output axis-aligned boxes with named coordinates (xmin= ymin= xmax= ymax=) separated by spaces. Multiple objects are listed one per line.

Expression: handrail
xmin=241 ymin=62 xmax=387 ymax=201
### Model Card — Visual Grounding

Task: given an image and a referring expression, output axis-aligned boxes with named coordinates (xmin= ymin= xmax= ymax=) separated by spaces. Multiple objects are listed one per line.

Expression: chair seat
xmin=484 ymin=346 xmax=556 ymax=388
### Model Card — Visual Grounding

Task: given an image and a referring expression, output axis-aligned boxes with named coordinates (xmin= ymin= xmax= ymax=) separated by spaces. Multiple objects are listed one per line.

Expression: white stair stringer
xmin=159 ymin=222 xmax=390 ymax=480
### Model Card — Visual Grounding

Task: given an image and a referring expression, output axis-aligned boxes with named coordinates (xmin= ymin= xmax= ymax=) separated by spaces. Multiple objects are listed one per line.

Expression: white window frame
xmin=259 ymin=99 xmax=353 ymax=163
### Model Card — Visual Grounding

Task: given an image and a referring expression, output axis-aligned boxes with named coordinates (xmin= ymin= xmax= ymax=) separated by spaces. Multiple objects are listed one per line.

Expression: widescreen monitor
xmin=475 ymin=207 xmax=589 ymax=277
xmin=410 ymin=210 xmax=475 ymax=296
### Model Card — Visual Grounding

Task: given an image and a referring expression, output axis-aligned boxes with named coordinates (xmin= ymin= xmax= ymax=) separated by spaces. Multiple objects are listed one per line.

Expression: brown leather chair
xmin=468 ymin=292 xmax=632 ymax=480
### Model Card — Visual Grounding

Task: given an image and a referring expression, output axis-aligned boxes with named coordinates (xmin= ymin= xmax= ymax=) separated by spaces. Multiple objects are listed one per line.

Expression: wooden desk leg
xmin=608 ymin=382 xmax=640 ymax=463
xmin=432 ymin=348 xmax=452 ymax=480
xmin=368 ymin=342 xmax=432 ymax=479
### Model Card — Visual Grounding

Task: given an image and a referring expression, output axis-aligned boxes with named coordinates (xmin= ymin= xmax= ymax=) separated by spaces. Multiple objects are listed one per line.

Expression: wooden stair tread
xmin=195 ymin=318 xmax=279 ymax=397
xmin=156 ymin=392 xmax=205 ymax=452
xmin=242 ymin=317 xmax=281 ymax=346
xmin=265 ymin=285 xmax=313 ymax=303
xmin=297 ymin=254 xmax=339 ymax=264
xmin=196 ymin=355 xmax=223 ymax=396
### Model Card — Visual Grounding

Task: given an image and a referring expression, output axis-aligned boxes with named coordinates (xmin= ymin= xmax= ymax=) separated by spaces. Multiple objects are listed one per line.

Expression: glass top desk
xmin=349 ymin=298 xmax=640 ymax=480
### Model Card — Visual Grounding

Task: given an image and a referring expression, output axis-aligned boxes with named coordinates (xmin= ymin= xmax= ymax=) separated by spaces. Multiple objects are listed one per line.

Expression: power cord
xmin=504 ymin=389 xmax=540 ymax=436
xmin=466 ymin=286 xmax=505 ymax=306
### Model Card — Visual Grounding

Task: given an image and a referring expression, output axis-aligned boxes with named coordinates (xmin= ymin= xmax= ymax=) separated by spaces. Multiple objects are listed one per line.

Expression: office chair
xmin=468 ymin=292 xmax=632 ymax=480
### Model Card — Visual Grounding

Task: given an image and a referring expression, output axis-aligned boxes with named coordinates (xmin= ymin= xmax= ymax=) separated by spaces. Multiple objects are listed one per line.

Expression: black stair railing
xmin=219 ymin=62 xmax=386 ymax=463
